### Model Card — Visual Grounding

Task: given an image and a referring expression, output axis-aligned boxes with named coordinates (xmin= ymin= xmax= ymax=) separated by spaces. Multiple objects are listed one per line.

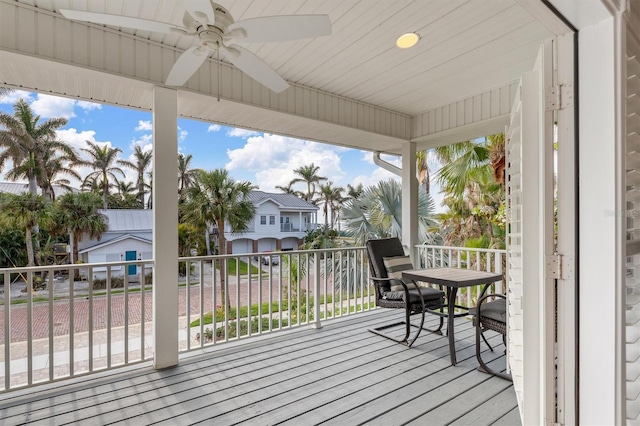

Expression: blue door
xmin=126 ymin=251 xmax=137 ymax=275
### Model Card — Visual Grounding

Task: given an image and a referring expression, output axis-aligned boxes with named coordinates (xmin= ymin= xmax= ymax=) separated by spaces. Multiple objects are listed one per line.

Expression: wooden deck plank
xmin=449 ymin=386 xmax=519 ymax=425
xmin=0 ymin=311 xmax=518 ymax=426
xmin=406 ymin=371 xmax=514 ymax=425
xmin=156 ymin=323 xmax=468 ymax=425
xmin=331 ymin=339 xmax=508 ymax=426
xmin=491 ymin=406 xmax=523 ymax=425
xmin=0 ymin=311 xmax=399 ymax=423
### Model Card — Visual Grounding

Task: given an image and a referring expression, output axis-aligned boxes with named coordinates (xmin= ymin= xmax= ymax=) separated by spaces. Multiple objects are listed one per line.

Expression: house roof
xmin=79 ymin=234 xmax=152 ymax=254
xmin=0 ymin=182 xmax=75 ymax=199
xmin=101 ymin=209 xmax=153 ymax=233
xmin=249 ymin=191 xmax=318 ymax=211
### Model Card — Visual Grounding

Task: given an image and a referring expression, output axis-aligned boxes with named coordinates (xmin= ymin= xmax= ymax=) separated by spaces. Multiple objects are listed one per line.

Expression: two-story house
xmin=225 ymin=190 xmax=318 ymax=254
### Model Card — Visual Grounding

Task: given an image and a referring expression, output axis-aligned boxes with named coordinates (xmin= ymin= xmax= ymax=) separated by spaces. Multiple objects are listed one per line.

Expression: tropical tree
xmin=0 ymin=99 xmax=69 ymax=196
xmin=0 ymin=193 xmax=51 ymax=267
xmin=318 ymin=182 xmax=345 ymax=228
xmin=416 ymin=150 xmax=430 ymax=194
xmin=346 ymin=183 xmax=364 ymax=200
xmin=275 ymin=181 xmax=302 ymax=197
xmin=119 ymin=145 xmax=152 ymax=207
xmin=0 ymin=87 xmax=14 ymax=98
xmin=178 ymin=153 xmax=199 ymax=197
xmin=341 ymin=179 xmax=438 ymax=246
xmin=51 ymin=192 xmax=107 ymax=274
xmin=37 ymin=139 xmax=81 ymax=201
xmin=181 ymin=169 xmax=256 ymax=309
xmin=290 ymin=163 xmax=327 ymax=204
xmin=80 ymin=141 xmax=126 ymax=209
xmin=432 ymin=135 xmax=506 ymax=248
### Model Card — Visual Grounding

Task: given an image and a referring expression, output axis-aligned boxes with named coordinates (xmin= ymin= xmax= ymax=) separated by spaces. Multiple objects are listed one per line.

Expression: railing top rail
xmin=178 ymin=246 xmax=367 ymax=262
xmin=416 ymin=245 xmax=506 ymax=254
xmin=0 ymin=259 xmax=153 ymax=274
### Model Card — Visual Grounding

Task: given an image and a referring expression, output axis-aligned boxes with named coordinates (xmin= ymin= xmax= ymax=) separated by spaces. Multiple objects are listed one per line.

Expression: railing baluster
xmin=26 ymin=272 xmax=33 ymax=385
xmin=48 ymin=270 xmax=54 ymax=382
xmin=106 ymin=266 xmax=111 ymax=369
xmin=4 ymin=271 xmax=10 ymax=390
xmin=124 ymin=268 xmax=129 ymax=364
xmin=199 ymin=260 xmax=205 ymax=347
xmin=186 ymin=259 xmax=191 ymax=351
xmin=88 ymin=266 xmax=93 ymax=371
xmin=140 ymin=263 xmax=145 ymax=360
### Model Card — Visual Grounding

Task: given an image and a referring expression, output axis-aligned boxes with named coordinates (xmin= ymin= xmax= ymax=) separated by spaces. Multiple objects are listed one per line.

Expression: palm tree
xmin=38 ymin=139 xmax=81 ymax=201
xmin=416 ymin=150 xmax=430 ymax=194
xmin=275 ymin=182 xmax=302 ymax=197
xmin=178 ymin=153 xmax=200 ymax=197
xmin=80 ymin=141 xmax=126 ymax=209
xmin=181 ymin=169 xmax=256 ymax=309
xmin=290 ymin=163 xmax=327 ymax=204
xmin=0 ymin=87 xmax=14 ymax=98
xmin=341 ymin=179 xmax=438 ymax=246
xmin=0 ymin=193 xmax=50 ymax=267
xmin=318 ymin=182 xmax=345 ymax=228
xmin=52 ymin=192 xmax=107 ymax=275
xmin=119 ymin=145 xmax=152 ymax=207
xmin=346 ymin=183 xmax=364 ymax=200
xmin=0 ymin=99 xmax=68 ymax=196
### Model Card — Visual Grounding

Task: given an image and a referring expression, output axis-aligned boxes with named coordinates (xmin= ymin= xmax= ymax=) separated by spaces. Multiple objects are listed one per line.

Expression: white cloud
xmin=135 ymin=120 xmax=152 ymax=131
xmin=227 ymin=128 xmax=259 ymax=138
xmin=207 ymin=124 xmax=221 ymax=132
xmin=179 ymin=129 xmax=188 ymax=142
xmin=129 ymin=133 xmax=153 ymax=151
xmin=30 ymin=94 xmax=77 ymax=119
xmin=76 ymin=100 xmax=102 ymax=112
xmin=226 ymin=134 xmax=345 ymax=192
xmin=0 ymin=90 xmax=33 ymax=104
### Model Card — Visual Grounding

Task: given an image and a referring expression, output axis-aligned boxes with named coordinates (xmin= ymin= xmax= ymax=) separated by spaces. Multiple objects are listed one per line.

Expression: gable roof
xmin=79 ymin=234 xmax=151 ymax=254
xmin=249 ymin=191 xmax=318 ymax=211
xmin=101 ymin=209 xmax=153 ymax=233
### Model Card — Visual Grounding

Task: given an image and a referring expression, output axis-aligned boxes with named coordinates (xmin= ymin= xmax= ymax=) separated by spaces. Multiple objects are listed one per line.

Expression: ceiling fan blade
xmin=221 ymin=45 xmax=289 ymax=93
xmin=183 ymin=0 xmax=215 ymax=25
xmin=59 ymin=9 xmax=179 ymax=33
xmin=165 ymin=46 xmax=209 ymax=86
xmin=228 ymin=15 xmax=331 ymax=43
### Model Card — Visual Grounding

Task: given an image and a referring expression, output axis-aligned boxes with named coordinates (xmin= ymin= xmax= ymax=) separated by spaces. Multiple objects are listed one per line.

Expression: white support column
xmin=401 ymin=142 xmax=418 ymax=261
xmin=578 ymin=16 xmax=619 ymax=425
xmin=152 ymin=86 xmax=179 ymax=369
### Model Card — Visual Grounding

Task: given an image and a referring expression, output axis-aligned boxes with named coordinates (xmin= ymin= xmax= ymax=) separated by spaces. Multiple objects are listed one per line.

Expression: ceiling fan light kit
xmin=60 ymin=1 xmax=332 ymax=93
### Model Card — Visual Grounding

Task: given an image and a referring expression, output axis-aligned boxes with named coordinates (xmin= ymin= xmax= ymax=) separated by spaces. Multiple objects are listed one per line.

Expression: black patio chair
xmin=471 ymin=291 xmax=512 ymax=381
xmin=366 ymin=237 xmax=445 ymax=347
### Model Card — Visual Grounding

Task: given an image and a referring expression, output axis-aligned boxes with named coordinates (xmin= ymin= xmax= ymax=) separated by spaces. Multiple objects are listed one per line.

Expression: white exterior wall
xmin=578 ymin=16 xmax=619 ymax=425
xmin=254 ymin=201 xmax=280 ymax=234
xmin=84 ymin=238 xmax=152 ymax=279
xmin=78 ymin=231 xmax=152 ymax=251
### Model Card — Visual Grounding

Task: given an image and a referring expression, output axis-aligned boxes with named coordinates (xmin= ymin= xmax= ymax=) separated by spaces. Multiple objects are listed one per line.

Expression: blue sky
xmin=0 ymin=90 xmax=445 ymax=209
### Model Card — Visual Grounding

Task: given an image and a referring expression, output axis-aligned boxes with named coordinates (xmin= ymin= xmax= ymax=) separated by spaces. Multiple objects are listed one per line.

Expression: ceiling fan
xmin=59 ymin=1 xmax=331 ymax=93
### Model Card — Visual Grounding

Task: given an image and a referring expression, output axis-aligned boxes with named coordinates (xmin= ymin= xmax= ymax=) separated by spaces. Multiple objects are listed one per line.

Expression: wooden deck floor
xmin=0 ymin=310 xmax=519 ymax=425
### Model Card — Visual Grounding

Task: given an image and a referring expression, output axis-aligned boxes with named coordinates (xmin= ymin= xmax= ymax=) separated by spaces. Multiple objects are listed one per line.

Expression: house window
xmin=269 ymin=215 xmax=275 ymax=225
xmin=260 ymin=215 xmax=267 ymax=225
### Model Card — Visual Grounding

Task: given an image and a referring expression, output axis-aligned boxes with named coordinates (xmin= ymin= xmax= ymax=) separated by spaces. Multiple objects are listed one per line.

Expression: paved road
xmin=1 ymin=280 xmax=287 ymax=343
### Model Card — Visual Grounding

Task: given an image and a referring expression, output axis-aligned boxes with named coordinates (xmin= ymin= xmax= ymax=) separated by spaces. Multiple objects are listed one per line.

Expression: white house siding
xmin=254 ymin=201 xmax=281 ymax=234
xmin=82 ymin=237 xmax=152 ymax=280
xmin=78 ymin=231 xmax=152 ymax=251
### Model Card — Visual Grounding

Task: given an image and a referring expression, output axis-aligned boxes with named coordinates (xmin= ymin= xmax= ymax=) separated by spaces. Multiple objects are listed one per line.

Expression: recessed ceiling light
xmin=396 ymin=32 xmax=420 ymax=49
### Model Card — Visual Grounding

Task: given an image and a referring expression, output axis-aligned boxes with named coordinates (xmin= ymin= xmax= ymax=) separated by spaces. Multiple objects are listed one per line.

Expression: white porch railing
xmin=178 ymin=247 xmax=372 ymax=352
xmin=415 ymin=245 xmax=507 ymax=309
xmin=0 ymin=244 xmax=505 ymax=391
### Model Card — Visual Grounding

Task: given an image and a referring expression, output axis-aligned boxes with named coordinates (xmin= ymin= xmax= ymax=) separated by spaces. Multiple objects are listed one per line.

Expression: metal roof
xmin=0 ymin=182 xmax=75 ymax=199
xmin=249 ymin=191 xmax=318 ymax=211
xmin=100 ymin=209 xmax=153 ymax=233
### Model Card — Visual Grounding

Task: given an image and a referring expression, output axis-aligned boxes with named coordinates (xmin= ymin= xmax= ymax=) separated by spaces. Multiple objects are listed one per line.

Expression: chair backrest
xmin=365 ymin=237 xmax=405 ymax=280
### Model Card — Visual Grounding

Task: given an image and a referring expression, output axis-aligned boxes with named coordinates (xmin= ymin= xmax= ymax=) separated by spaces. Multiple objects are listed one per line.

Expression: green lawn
xmin=216 ymin=258 xmax=259 ymax=275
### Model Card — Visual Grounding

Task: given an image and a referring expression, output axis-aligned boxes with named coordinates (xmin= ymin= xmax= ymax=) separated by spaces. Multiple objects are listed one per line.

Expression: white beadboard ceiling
xmin=0 ymin=0 xmax=554 ymax=153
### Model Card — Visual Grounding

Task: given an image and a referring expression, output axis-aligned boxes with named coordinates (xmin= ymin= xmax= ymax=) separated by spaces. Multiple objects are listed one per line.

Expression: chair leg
xmin=481 ymin=330 xmax=494 ymax=352
xmin=475 ymin=323 xmax=512 ymax=381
